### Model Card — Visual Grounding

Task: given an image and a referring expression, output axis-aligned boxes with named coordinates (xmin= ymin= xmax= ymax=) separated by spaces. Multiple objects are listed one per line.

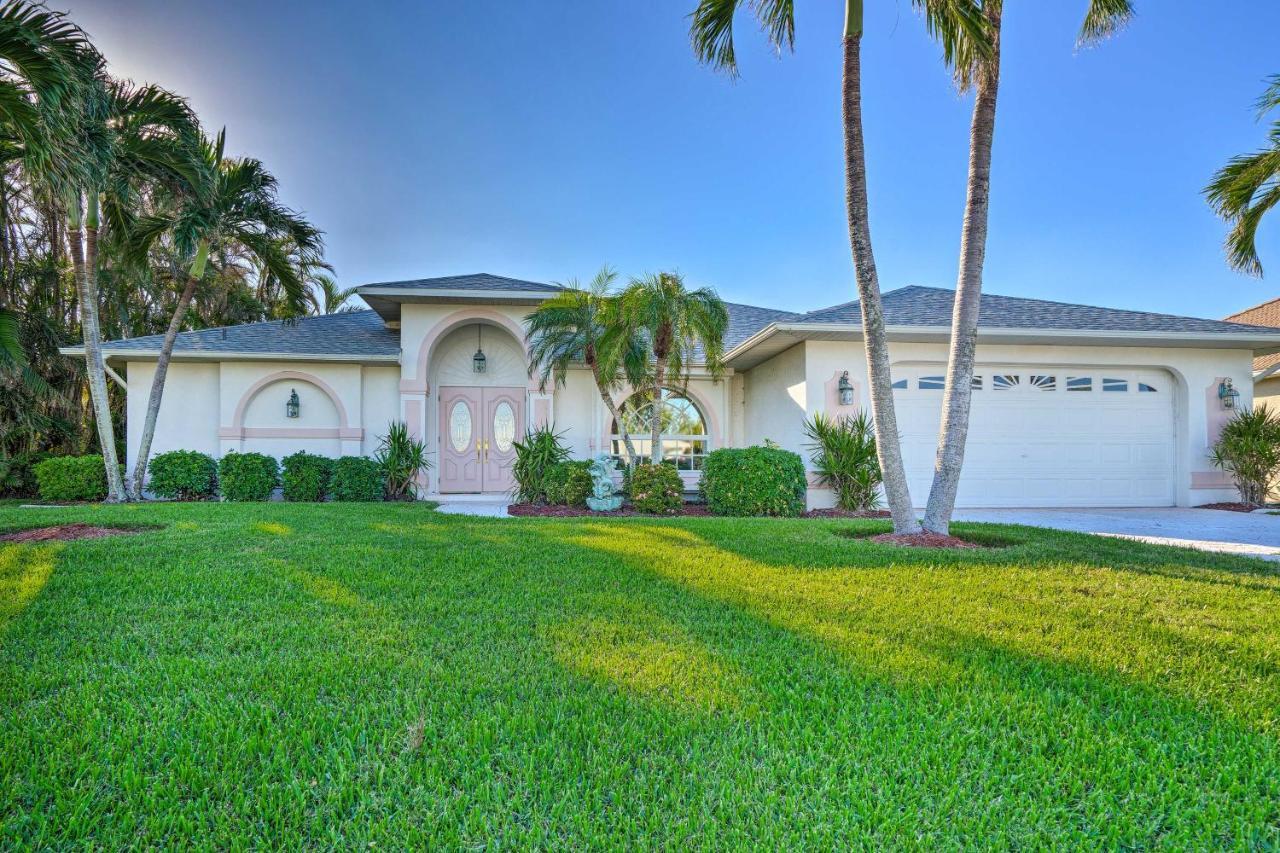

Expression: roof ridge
xmin=99 ymin=309 xmax=380 ymax=348
xmin=801 ymin=284 xmax=935 ymax=318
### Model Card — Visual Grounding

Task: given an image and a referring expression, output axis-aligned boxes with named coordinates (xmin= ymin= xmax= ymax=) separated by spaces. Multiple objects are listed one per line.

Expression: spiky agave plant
xmin=376 ymin=420 xmax=430 ymax=501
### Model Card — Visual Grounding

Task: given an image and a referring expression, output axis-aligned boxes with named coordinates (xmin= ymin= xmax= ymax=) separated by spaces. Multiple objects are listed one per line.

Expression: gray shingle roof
xmin=798 ymin=285 xmax=1280 ymax=335
xmin=98 ymin=310 xmax=399 ymax=358
xmin=724 ymin=302 xmax=803 ymax=349
xmin=358 ymin=273 xmax=562 ymax=293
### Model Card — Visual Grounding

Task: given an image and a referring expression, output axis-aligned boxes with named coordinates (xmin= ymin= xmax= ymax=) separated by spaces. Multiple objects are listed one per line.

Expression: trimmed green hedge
xmin=33 ymin=455 xmax=107 ymax=502
xmin=282 ymin=451 xmax=334 ymax=502
xmin=629 ymin=462 xmax=683 ymax=514
xmin=544 ymin=461 xmax=592 ymax=506
xmin=218 ymin=452 xmax=279 ymax=502
xmin=332 ymin=456 xmax=385 ymax=502
xmin=700 ymin=446 xmax=806 ymax=517
xmin=148 ymin=450 xmax=218 ymax=500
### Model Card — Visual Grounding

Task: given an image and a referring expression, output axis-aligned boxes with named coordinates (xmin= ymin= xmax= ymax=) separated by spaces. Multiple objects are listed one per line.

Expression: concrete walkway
xmin=434 ymin=501 xmax=511 ymax=518
xmin=954 ymin=507 xmax=1280 ymax=562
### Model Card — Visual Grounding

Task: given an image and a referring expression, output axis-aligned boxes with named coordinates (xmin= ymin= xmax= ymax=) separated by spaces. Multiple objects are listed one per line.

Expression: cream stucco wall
xmin=123 ymin=300 xmax=1258 ymax=507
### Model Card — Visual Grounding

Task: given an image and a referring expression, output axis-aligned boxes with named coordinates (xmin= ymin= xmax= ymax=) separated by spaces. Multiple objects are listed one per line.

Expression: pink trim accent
xmin=403 ymin=307 xmax=538 ymax=393
xmin=823 ymin=370 xmax=861 ymax=418
xmin=404 ymin=397 xmax=423 ymax=441
xmin=217 ymin=427 xmax=362 ymax=440
xmin=533 ymin=396 xmax=551 ymax=428
xmin=399 ymin=380 xmax=428 ymax=396
xmin=230 ymin=370 xmax=351 ymax=430
xmin=1190 ymin=470 xmax=1234 ymax=489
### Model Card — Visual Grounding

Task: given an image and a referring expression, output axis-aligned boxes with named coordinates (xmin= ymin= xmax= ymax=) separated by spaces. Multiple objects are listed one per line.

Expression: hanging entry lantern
xmin=473 ymin=325 xmax=487 ymax=374
xmin=286 ymin=388 xmax=300 ymax=419
xmin=838 ymin=371 xmax=855 ymax=406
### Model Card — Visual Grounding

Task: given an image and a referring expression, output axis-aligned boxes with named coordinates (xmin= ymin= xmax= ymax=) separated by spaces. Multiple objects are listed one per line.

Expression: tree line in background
xmin=0 ymin=1 xmax=347 ymax=499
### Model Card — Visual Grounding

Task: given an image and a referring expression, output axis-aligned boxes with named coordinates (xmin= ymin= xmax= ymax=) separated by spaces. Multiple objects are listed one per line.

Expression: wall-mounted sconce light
xmin=286 ymin=388 xmax=300 ymax=419
xmin=473 ymin=325 xmax=487 ymax=374
xmin=838 ymin=371 xmax=855 ymax=406
xmin=1218 ymin=378 xmax=1240 ymax=410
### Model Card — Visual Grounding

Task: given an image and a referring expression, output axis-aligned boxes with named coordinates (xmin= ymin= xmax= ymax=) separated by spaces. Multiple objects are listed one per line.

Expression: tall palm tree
xmin=525 ymin=267 xmax=648 ymax=463
xmin=309 ymin=272 xmax=359 ymax=314
xmin=125 ymin=129 xmax=321 ymax=497
xmin=619 ymin=271 xmax=727 ymax=465
xmin=64 ymin=77 xmax=200 ymax=501
xmin=689 ymin=1 xmax=986 ymax=533
xmin=920 ymin=0 xmax=1132 ymax=535
xmin=1206 ymin=75 xmax=1280 ymax=277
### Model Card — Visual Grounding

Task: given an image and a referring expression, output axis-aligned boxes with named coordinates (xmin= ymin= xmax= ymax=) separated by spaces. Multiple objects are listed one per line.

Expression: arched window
xmin=611 ymin=389 xmax=709 ymax=470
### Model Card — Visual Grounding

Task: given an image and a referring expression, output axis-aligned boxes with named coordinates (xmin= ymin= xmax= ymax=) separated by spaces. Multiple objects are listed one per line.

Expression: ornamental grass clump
xmin=512 ymin=424 xmax=570 ymax=503
xmin=803 ymin=412 xmax=883 ymax=511
xmin=1210 ymin=405 xmax=1280 ymax=505
xmin=376 ymin=421 xmax=430 ymax=501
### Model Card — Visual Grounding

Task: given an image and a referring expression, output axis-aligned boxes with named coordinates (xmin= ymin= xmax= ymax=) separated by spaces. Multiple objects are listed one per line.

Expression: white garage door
xmin=893 ymin=366 xmax=1176 ymax=507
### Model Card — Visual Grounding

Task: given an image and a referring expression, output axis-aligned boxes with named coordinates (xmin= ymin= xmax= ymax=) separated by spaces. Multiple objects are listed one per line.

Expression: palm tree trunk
xmin=131 ymin=241 xmax=209 ymax=497
xmin=650 ymin=362 xmax=666 ymax=465
xmin=842 ymin=10 xmax=920 ymax=534
xmin=922 ymin=6 xmax=1002 ymax=536
xmin=68 ymin=191 xmax=127 ymax=502
xmin=590 ymin=361 xmax=637 ymax=463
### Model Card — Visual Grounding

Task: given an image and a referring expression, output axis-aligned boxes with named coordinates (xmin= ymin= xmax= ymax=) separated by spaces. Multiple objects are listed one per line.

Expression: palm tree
xmin=125 ymin=129 xmax=322 ymax=497
xmin=63 ymin=77 xmax=201 ymax=501
xmin=689 ymin=1 xmax=986 ymax=533
xmin=1206 ymin=75 xmax=1280 ymax=277
xmin=309 ymin=272 xmax=359 ymax=314
xmin=525 ymin=267 xmax=648 ymax=463
xmin=619 ymin=271 xmax=727 ymax=465
xmin=919 ymin=0 xmax=1131 ymax=535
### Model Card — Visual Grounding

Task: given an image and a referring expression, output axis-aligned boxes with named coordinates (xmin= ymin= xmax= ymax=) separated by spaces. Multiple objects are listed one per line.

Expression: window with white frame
xmin=611 ymin=389 xmax=709 ymax=470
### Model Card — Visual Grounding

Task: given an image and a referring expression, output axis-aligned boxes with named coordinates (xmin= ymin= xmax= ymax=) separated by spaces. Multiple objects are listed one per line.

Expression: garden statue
xmin=585 ymin=453 xmax=623 ymax=511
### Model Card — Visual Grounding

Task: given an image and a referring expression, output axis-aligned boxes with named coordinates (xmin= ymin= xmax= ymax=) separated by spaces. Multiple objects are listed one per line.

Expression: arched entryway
xmin=429 ymin=321 xmax=528 ymax=494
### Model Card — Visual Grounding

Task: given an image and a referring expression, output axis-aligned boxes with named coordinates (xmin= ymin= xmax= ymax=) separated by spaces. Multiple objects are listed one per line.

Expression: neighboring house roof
xmin=65 ymin=310 xmax=400 ymax=362
xmin=1224 ymin=296 xmax=1280 ymax=374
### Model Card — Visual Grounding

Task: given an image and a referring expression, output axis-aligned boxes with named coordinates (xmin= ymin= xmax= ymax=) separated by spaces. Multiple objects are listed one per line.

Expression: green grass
xmin=2 ymin=503 xmax=1278 ymax=847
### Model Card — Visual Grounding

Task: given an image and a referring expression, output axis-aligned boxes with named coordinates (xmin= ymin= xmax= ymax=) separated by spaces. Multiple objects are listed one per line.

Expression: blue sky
xmin=79 ymin=0 xmax=1279 ymax=319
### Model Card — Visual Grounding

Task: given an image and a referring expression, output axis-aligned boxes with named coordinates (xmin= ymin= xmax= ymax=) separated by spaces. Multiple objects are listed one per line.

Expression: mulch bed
xmin=0 ymin=523 xmax=146 ymax=543
xmin=803 ymin=508 xmax=891 ymax=519
xmin=507 ymin=503 xmax=712 ymax=517
xmin=1196 ymin=502 xmax=1262 ymax=513
xmin=867 ymin=532 xmax=982 ymax=549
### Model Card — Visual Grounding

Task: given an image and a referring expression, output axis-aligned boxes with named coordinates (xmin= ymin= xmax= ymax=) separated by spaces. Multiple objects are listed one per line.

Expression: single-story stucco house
xmin=64 ymin=273 xmax=1280 ymax=508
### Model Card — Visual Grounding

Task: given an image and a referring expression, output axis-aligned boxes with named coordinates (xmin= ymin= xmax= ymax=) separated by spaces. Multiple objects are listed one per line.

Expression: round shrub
xmin=629 ymin=462 xmax=683 ymax=514
xmin=33 ymin=455 xmax=107 ymax=502
xmin=332 ymin=456 xmax=384 ymax=502
xmin=218 ymin=452 xmax=279 ymax=502
xmin=700 ymin=445 xmax=806 ymax=517
xmin=147 ymin=450 xmax=218 ymax=500
xmin=282 ymin=451 xmax=334 ymax=502
xmin=544 ymin=461 xmax=592 ymax=506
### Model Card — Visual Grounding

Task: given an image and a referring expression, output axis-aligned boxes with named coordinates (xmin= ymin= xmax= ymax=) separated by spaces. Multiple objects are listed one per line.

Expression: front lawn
xmin=2 ymin=503 xmax=1278 ymax=847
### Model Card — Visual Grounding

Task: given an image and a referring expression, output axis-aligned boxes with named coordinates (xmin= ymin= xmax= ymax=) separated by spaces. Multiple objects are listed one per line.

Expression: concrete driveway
xmin=953 ymin=507 xmax=1280 ymax=562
